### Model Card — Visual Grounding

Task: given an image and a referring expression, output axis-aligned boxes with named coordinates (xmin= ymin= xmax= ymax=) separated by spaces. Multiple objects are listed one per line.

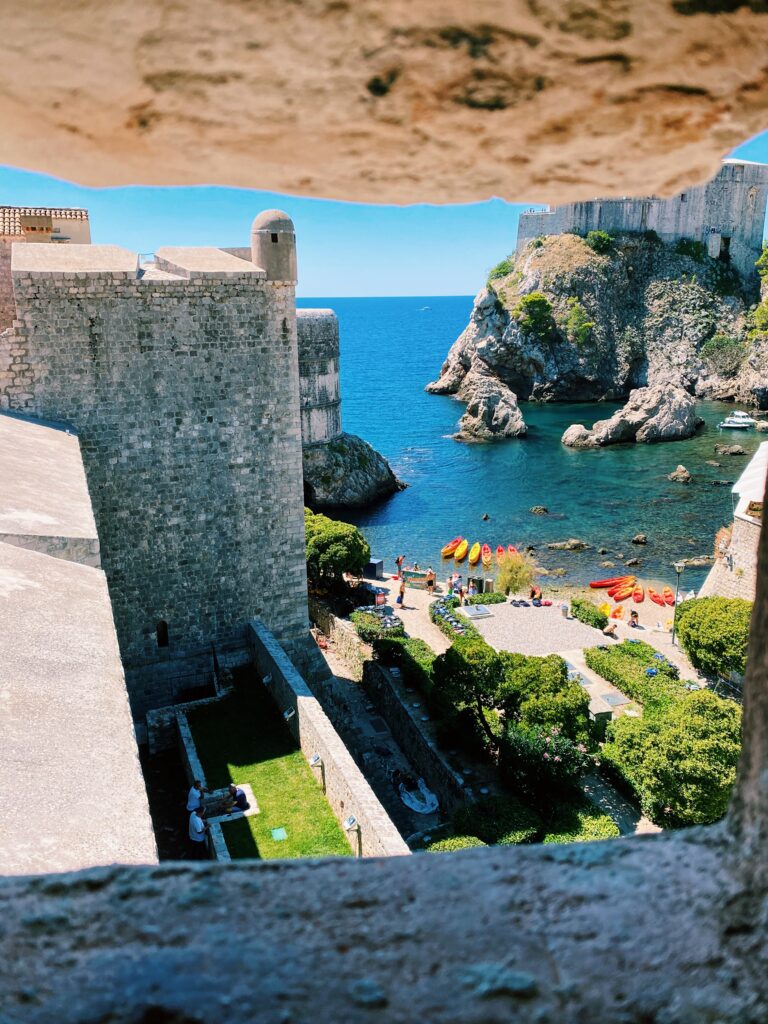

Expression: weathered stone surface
xmin=454 ymin=364 xmax=527 ymax=442
xmin=631 ymin=533 xmax=647 ymax=545
xmin=715 ymin=443 xmax=747 ymax=455
xmin=563 ymin=385 xmax=703 ymax=448
xmin=668 ymin=464 xmax=693 ymax=483
xmin=546 ymin=538 xmax=589 ymax=551
xmin=3 ymin=3 xmax=768 ymax=206
xmin=303 ymin=432 xmax=402 ymax=507
xmin=530 ymin=505 xmax=548 ymax=515
xmin=756 ymin=419 xmax=768 ymax=433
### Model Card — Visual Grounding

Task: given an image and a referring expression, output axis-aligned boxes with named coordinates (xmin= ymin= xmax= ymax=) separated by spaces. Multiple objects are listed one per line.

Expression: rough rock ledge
xmin=562 ymin=384 xmax=703 ymax=449
xmin=303 ymin=432 xmax=403 ymax=508
xmin=454 ymin=364 xmax=527 ymax=443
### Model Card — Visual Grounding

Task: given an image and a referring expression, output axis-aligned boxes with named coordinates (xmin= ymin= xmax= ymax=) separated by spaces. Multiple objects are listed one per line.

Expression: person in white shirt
xmin=188 ymin=808 xmax=209 ymax=859
xmin=186 ymin=780 xmax=206 ymax=812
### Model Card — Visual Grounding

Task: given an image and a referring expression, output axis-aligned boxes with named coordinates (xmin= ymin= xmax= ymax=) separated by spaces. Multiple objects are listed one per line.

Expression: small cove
xmin=297 ymin=295 xmax=764 ymax=590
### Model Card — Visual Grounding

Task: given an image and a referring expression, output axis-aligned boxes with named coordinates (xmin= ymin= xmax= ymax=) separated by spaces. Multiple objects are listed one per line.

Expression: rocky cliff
xmin=428 ymin=232 xmax=768 ymax=436
xmin=303 ymin=432 xmax=402 ymax=509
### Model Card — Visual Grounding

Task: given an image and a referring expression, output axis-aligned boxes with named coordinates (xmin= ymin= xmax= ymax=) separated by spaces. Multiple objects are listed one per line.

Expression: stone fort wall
xmin=517 ymin=160 xmax=768 ymax=288
xmin=6 ymin=240 xmax=309 ymax=714
xmin=296 ymin=308 xmax=341 ymax=446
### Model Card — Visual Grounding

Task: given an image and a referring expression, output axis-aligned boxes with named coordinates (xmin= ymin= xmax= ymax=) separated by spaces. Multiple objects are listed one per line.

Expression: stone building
xmin=0 ymin=205 xmax=90 ymax=329
xmin=1 ymin=211 xmax=309 ymax=715
xmin=516 ymin=159 xmax=768 ymax=290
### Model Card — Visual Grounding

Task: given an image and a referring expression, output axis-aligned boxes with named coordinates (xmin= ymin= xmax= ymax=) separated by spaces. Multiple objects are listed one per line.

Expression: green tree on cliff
xmin=304 ymin=508 xmax=370 ymax=588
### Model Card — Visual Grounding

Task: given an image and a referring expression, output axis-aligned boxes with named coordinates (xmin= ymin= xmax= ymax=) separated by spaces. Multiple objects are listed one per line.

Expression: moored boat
xmin=441 ymin=536 xmax=462 ymax=558
xmin=590 ymin=574 xmax=634 ymax=589
xmin=611 ymin=583 xmax=636 ymax=602
xmin=468 ymin=541 xmax=481 ymax=566
xmin=648 ymin=587 xmax=665 ymax=606
xmin=718 ymin=410 xmax=756 ymax=430
xmin=632 ymin=585 xmax=645 ymax=603
xmin=662 ymin=586 xmax=675 ymax=606
xmin=454 ymin=539 xmax=469 ymax=562
xmin=507 ymin=544 xmax=518 ymax=556
xmin=610 ymin=605 xmax=624 ymax=619
xmin=481 ymin=544 xmax=492 ymax=568
xmin=495 ymin=545 xmax=506 ymax=564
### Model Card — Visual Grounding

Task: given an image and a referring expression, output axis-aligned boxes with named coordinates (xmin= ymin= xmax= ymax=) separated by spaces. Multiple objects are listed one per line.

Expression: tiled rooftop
xmin=0 ymin=206 xmax=89 ymax=236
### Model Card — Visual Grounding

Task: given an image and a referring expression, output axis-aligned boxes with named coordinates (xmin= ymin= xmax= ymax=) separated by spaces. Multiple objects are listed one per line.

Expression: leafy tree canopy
xmin=676 ymin=596 xmax=752 ymax=678
xmin=304 ymin=508 xmax=370 ymax=586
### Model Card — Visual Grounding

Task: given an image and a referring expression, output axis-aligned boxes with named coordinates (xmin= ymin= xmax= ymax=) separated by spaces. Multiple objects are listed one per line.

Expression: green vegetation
xmin=541 ymin=797 xmax=620 ymax=844
xmin=500 ymin=653 xmax=589 ymax=742
xmin=676 ymin=596 xmax=752 ymax=678
xmin=488 ymin=255 xmax=515 ymax=283
xmin=748 ymin=298 xmax=768 ymax=338
xmin=602 ymin=690 xmax=742 ymax=826
xmin=584 ymin=230 xmax=614 ymax=254
xmin=372 ymin=635 xmax=436 ymax=695
xmin=499 ymin=725 xmax=590 ymax=800
xmin=188 ymin=672 xmax=351 ymax=860
xmin=675 ymin=238 xmax=707 ymax=262
xmin=584 ymin=640 xmax=687 ymax=715
xmin=350 ymin=610 xmax=405 ymax=644
xmin=444 ymin=591 xmax=508 ymax=608
xmin=429 ymin=598 xmax=481 ymax=640
xmin=432 ymin=636 xmax=507 ymax=744
xmin=563 ymin=297 xmax=595 ymax=346
xmin=495 ymin=551 xmax=536 ymax=595
xmin=511 ymin=292 xmax=556 ymax=339
xmin=699 ymin=334 xmax=746 ymax=377
xmin=570 ymin=597 xmax=608 ymax=630
xmin=304 ymin=508 xmax=370 ymax=588
xmin=425 ymin=834 xmax=486 ymax=853
xmin=756 ymin=243 xmax=768 ymax=280
xmin=454 ymin=795 xmax=542 ymax=846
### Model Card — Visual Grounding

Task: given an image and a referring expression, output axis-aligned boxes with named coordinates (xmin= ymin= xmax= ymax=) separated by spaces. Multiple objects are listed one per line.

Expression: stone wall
xmin=0 ymin=243 xmax=14 ymax=331
xmin=248 ymin=618 xmax=409 ymax=858
xmin=6 ymin=242 xmax=309 ymax=714
xmin=297 ymin=309 xmax=341 ymax=445
xmin=362 ymin=660 xmax=469 ymax=815
xmin=700 ymin=511 xmax=760 ymax=602
xmin=517 ymin=160 xmax=768 ymax=288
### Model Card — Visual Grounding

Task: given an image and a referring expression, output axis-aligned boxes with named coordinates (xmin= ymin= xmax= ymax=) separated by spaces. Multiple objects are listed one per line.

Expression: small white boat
xmin=718 ymin=410 xmax=756 ymax=429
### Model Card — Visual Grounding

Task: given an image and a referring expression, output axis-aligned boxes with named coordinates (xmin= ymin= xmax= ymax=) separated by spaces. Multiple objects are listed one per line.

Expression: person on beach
xmin=467 ymin=580 xmax=477 ymax=598
xmin=458 ymin=584 xmax=466 ymax=606
xmin=629 ymin=610 xmax=640 ymax=628
xmin=602 ymin=622 xmax=618 ymax=638
xmin=426 ymin=567 xmax=436 ymax=596
xmin=530 ymin=584 xmax=542 ymax=606
xmin=395 ymin=554 xmax=404 ymax=578
xmin=397 ymin=578 xmax=406 ymax=607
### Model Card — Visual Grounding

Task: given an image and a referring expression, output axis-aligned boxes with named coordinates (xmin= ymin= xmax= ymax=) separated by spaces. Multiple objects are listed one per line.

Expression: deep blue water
xmin=297 ymin=296 xmax=763 ymax=590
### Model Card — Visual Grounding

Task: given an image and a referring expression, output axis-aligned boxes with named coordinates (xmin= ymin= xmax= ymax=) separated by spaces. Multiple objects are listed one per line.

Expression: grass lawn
xmin=187 ymin=669 xmax=352 ymax=860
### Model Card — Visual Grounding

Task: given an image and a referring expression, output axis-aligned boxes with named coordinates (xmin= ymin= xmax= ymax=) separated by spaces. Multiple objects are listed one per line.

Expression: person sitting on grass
xmin=226 ymin=784 xmax=250 ymax=814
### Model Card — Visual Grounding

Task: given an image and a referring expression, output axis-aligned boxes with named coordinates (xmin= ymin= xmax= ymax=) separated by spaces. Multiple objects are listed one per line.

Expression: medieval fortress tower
xmin=516 ymin=159 xmax=768 ymax=288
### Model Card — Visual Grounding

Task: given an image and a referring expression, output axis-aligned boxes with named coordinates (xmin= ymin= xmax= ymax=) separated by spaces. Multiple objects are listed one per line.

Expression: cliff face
xmin=428 ymin=233 xmax=768 ymax=416
xmin=302 ymin=432 xmax=402 ymax=509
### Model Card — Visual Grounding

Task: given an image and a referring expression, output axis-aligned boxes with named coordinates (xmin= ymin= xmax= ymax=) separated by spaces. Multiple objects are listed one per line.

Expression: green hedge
xmin=454 ymin=795 xmax=543 ymax=846
xmin=425 ymin=834 xmax=487 ymax=853
xmin=584 ymin=640 xmax=688 ymax=715
xmin=541 ymin=797 xmax=620 ymax=844
xmin=350 ymin=611 xmax=405 ymax=644
xmin=570 ymin=597 xmax=608 ymax=630
xmin=429 ymin=599 xmax=481 ymax=639
xmin=675 ymin=597 xmax=752 ymax=678
xmin=444 ymin=592 xmax=507 ymax=608
xmin=372 ymin=635 xmax=436 ymax=695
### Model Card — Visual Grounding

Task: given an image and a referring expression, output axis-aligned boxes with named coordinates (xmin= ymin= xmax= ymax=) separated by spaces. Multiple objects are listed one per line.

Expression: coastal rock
xmin=706 ymin=460 xmax=721 ymax=467
xmin=302 ymin=432 xmax=402 ymax=508
xmin=668 ymin=465 xmax=692 ymax=483
xmin=562 ymin=385 xmax=703 ymax=449
xmin=601 ymin=561 xmax=615 ymax=569
xmin=712 ymin=479 xmax=734 ymax=487
xmin=683 ymin=555 xmax=715 ymax=567
xmin=625 ymin=557 xmax=641 ymax=567
xmin=546 ymin=538 xmax=589 ymax=552
xmin=530 ymin=506 xmax=549 ymax=516
xmin=631 ymin=533 xmax=647 ymax=545
xmin=756 ymin=420 xmax=768 ymax=433
xmin=714 ymin=443 xmax=746 ymax=456
xmin=453 ymin=364 xmax=527 ymax=443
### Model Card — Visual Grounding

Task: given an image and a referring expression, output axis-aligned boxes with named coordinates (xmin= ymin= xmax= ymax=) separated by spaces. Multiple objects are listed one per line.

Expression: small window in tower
xmin=156 ymin=620 xmax=169 ymax=648
xmin=271 ymin=232 xmax=279 ymax=243
xmin=680 ymin=193 xmax=687 ymax=203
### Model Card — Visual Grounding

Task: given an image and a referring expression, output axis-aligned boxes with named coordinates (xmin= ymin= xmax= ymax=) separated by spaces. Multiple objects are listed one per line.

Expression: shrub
xmin=499 ymin=651 xmax=589 ymax=741
xmin=372 ymin=635 xmax=435 ymax=694
xmin=563 ymin=297 xmax=595 ymax=346
xmin=584 ymin=230 xmax=614 ymax=254
xmin=601 ymin=689 xmax=742 ymax=826
xmin=496 ymin=551 xmax=536 ymax=595
xmin=541 ymin=797 xmax=620 ymax=844
xmin=350 ymin=611 xmax=404 ymax=644
xmin=432 ymin=636 xmax=507 ymax=744
xmin=499 ymin=725 xmax=591 ymax=801
xmin=425 ymin=834 xmax=486 ymax=853
xmin=305 ymin=509 xmax=370 ymax=587
xmin=530 ymin=236 xmax=544 ymax=249
xmin=675 ymin=238 xmax=707 ymax=262
xmin=454 ymin=795 xmax=542 ymax=845
xmin=444 ymin=592 xmax=507 ymax=608
xmin=584 ymin=641 xmax=688 ymax=715
xmin=748 ymin=298 xmax=768 ymax=338
xmin=675 ymin=597 xmax=752 ymax=678
xmin=511 ymin=292 xmax=556 ymax=339
xmin=699 ymin=334 xmax=746 ymax=377
xmin=488 ymin=255 xmax=515 ymax=282
xmin=756 ymin=243 xmax=768 ymax=280
xmin=570 ymin=597 xmax=608 ymax=630
xmin=429 ymin=598 xmax=480 ymax=639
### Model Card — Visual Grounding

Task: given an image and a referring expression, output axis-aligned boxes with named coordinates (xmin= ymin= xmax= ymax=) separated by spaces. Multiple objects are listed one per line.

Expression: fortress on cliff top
xmin=0 ymin=210 xmax=392 ymax=717
xmin=516 ymin=159 xmax=768 ymax=287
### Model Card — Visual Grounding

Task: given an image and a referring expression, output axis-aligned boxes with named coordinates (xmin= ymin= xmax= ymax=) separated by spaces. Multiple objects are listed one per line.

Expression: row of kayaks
xmin=441 ymin=536 xmax=518 ymax=568
xmin=589 ymin=574 xmax=675 ymax=606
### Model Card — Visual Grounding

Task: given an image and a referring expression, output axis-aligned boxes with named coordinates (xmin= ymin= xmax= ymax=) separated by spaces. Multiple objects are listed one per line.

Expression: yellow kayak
xmin=454 ymin=539 xmax=469 ymax=562
xmin=468 ymin=541 xmax=481 ymax=566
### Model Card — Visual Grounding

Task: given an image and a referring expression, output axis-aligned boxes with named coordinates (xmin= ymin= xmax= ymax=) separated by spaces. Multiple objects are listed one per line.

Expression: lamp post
xmin=671 ymin=561 xmax=685 ymax=646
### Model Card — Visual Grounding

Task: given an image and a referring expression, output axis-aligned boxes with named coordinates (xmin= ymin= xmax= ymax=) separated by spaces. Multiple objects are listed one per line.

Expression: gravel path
xmin=470 ymin=602 xmax=605 ymax=657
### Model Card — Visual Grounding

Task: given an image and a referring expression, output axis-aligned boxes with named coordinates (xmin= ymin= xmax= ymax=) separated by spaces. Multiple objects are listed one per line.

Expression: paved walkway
xmin=368 ymin=574 xmax=451 ymax=654
xmin=581 ymin=774 xmax=660 ymax=836
xmin=471 ymin=601 xmax=604 ymax=658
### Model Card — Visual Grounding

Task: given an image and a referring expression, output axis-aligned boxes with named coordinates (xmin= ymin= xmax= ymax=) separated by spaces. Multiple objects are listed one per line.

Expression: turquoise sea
xmin=297 ymin=296 xmax=764 ymax=590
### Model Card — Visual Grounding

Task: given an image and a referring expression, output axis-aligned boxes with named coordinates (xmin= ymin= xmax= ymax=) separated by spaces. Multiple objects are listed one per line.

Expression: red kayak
xmin=441 ymin=536 xmax=462 ymax=558
xmin=612 ymin=584 xmax=636 ymax=602
xmin=648 ymin=587 xmax=666 ymax=607
xmin=607 ymin=577 xmax=636 ymax=597
xmin=495 ymin=545 xmax=506 ymax=564
xmin=589 ymin=575 xmax=635 ymax=589
xmin=507 ymin=544 xmax=518 ymax=556
xmin=663 ymin=586 xmax=675 ymax=606
xmin=632 ymin=585 xmax=645 ymax=604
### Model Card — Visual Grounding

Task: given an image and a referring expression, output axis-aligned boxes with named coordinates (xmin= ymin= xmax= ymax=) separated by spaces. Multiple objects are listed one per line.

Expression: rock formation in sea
xmin=561 ymin=384 xmax=704 ymax=449
xmin=427 ymin=232 xmax=768 ymax=437
xmin=453 ymin=363 xmax=527 ymax=442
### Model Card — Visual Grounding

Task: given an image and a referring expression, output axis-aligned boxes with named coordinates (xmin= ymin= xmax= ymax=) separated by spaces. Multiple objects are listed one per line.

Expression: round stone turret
xmin=297 ymin=309 xmax=341 ymax=445
xmin=250 ymin=209 xmax=297 ymax=283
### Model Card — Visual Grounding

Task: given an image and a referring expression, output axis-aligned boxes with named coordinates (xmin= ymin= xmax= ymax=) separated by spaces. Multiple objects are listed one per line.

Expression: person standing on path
xmin=188 ymin=807 xmax=209 ymax=859
xmin=397 ymin=578 xmax=407 ymax=608
xmin=186 ymin=779 xmax=207 ymax=812
xmin=426 ymin=567 xmax=436 ymax=596
xmin=395 ymin=554 xmax=404 ymax=579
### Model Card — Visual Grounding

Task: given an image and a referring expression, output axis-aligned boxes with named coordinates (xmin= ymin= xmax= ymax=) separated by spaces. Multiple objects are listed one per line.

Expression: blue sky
xmin=1 ymin=131 xmax=767 ymax=297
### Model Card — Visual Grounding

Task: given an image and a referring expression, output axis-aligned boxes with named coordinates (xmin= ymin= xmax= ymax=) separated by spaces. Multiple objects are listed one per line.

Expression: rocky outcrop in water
xmin=453 ymin=364 xmax=527 ymax=442
xmin=427 ymin=233 xmax=768 ymax=432
xmin=561 ymin=384 xmax=703 ymax=449
xmin=303 ymin=433 xmax=402 ymax=508
xmin=668 ymin=465 xmax=692 ymax=484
